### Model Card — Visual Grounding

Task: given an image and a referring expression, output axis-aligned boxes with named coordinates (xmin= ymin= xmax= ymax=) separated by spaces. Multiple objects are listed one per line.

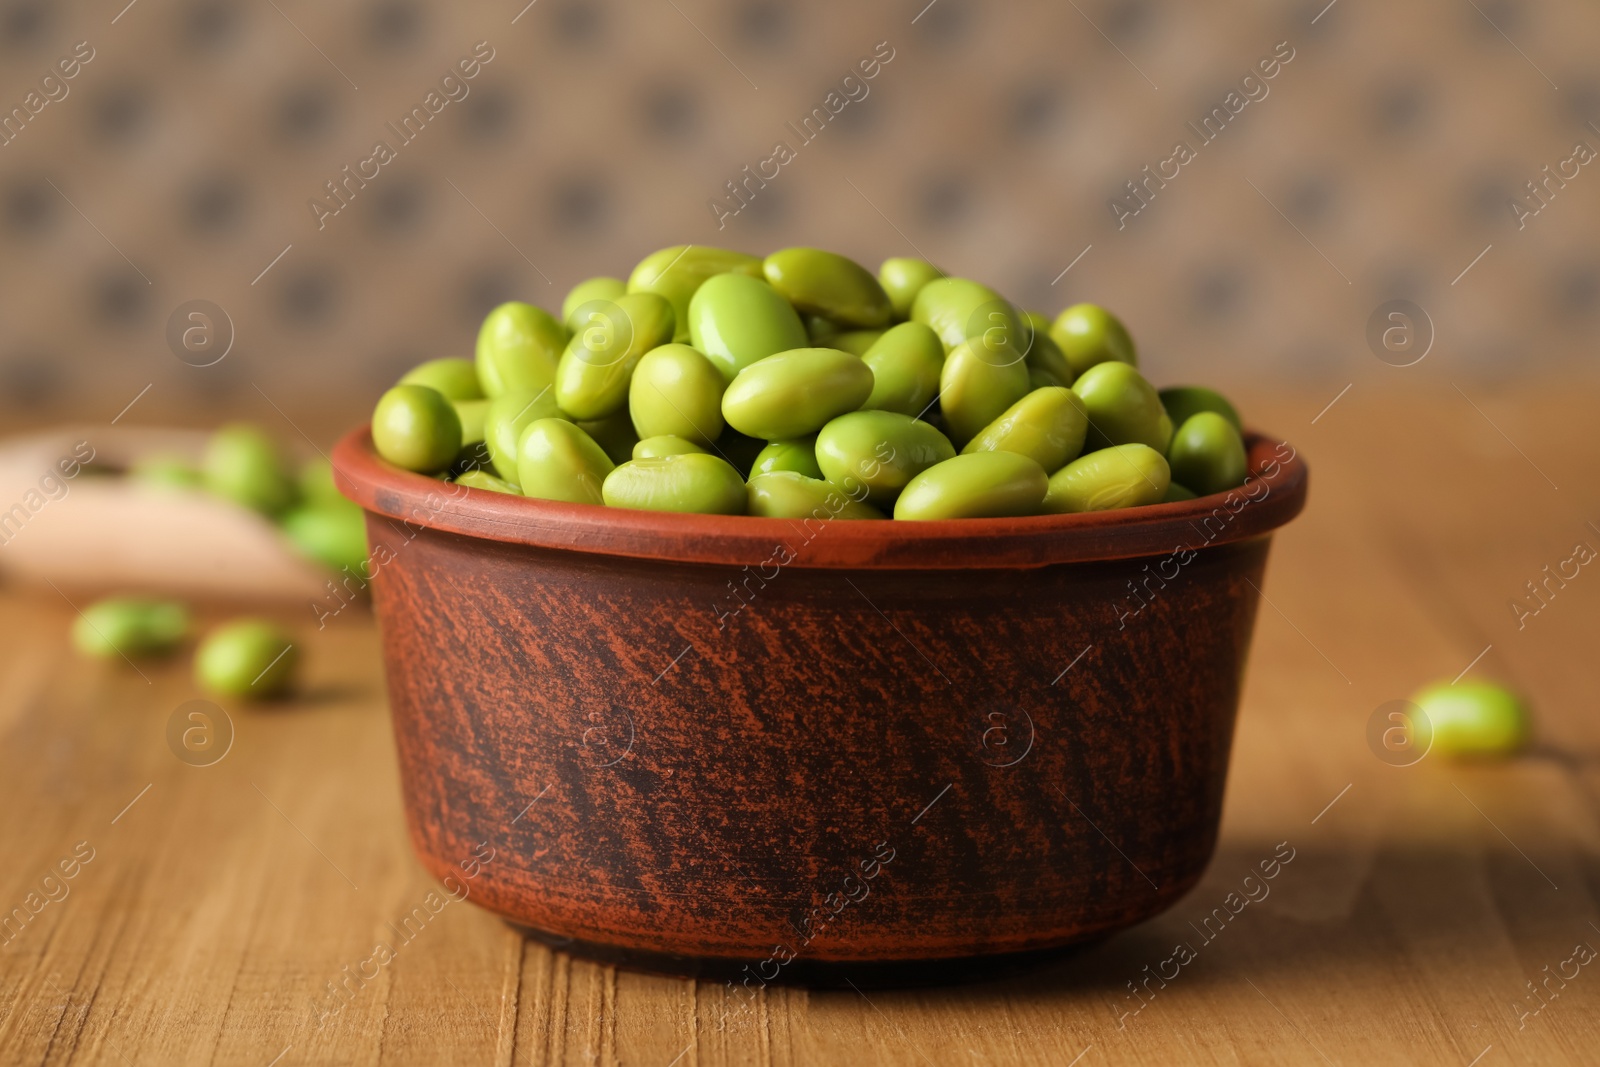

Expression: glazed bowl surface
xmin=334 ymin=427 xmax=1307 ymax=982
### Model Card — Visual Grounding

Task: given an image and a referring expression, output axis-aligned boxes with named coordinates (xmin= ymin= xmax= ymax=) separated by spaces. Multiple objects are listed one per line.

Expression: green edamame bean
xmin=751 ymin=437 xmax=823 ymax=479
xmin=763 ymin=247 xmax=893 ymax=328
xmin=628 ymin=343 xmax=726 ymax=445
xmin=747 ymin=472 xmax=885 ymax=520
xmin=602 ymin=453 xmax=747 ymax=515
xmin=576 ymin=407 xmax=639 ymax=465
xmin=688 ymin=273 xmax=809 ymax=382
xmin=376 ymin=385 xmax=467 ymax=473
xmin=283 ymin=501 xmax=367 ymax=573
xmin=400 ymin=357 xmax=483 ymax=401
xmin=517 ymin=418 xmax=614 ymax=505
xmin=938 ymin=338 xmax=1031 ymax=447
xmin=73 ymin=597 xmax=189 ymax=659
xmin=878 ymin=257 xmax=946 ymax=320
xmin=203 ymin=423 xmax=297 ymax=513
xmin=911 ymin=277 xmax=1026 ymax=355
xmin=1071 ymin=362 xmax=1172 ymax=452
xmin=1160 ymin=386 xmax=1242 ymax=432
xmin=475 ymin=302 xmax=567 ymax=398
xmin=556 ymin=292 xmax=676 ymax=420
xmin=1041 ymin=444 xmax=1170 ymax=514
xmin=1410 ymin=680 xmax=1529 ymax=757
xmin=1167 ymin=412 xmax=1247 ymax=497
xmin=483 ymin=387 xmax=561 ymax=482
xmin=1050 ymin=303 xmax=1137 ymax=377
xmin=195 ymin=619 xmax=297 ymax=699
xmin=1161 ymin=481 xmax=1197 ymax=503
xmin=816 ymin=410 xmax=955 ymax=507
xmin=893 ymin=451 xmax=1048 ymax=520
xmin=371 ymin=382 xmax=460 ymax=473
xmin=1022 ymin=312 xmax=1074 ymax=388
xmin=561 ymin=276 xmax=627 ymax=329
xmin=831 ymin=329 xmax=885 ymax=357
xmin=628 ymin=245 xmax=765 ymax=342
xmin=721 ymin=348 xmax=874 ymax=440
xmin=962 ymin=387 xmax=1088 ymax=473
xmin=298 ymin=457 xmax=344 ymax=507
xmin=633 ymin=435 xmax=708 ymax=460
xmin=455 ymin=469 xmax=522 ymax=494
xmin=860 ymin=322 xmax=943 ymax=417
xmin=130 ymin=452 xmax=201 ymax=491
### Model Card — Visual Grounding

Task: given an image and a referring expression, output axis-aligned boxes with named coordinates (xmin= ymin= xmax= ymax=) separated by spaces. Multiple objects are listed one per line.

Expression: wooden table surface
xmin=2 ymin=382 xmax=1598 ymax=1066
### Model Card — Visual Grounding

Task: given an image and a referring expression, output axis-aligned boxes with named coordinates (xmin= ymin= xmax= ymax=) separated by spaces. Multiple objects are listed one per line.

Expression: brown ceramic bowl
xmin=334 ymin=426 xmax=1307 ymax=985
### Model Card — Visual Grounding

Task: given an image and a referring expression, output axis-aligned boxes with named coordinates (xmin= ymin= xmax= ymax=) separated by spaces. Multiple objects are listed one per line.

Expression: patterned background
xmin=0 ymin=0 xmax=1596 ymax=430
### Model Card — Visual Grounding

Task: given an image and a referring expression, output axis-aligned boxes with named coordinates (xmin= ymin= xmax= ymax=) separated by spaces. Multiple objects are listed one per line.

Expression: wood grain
xmin=1 ymin=385 xmax=1597 ymax=1065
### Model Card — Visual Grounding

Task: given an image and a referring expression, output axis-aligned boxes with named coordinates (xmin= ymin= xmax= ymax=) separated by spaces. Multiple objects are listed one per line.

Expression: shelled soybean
xmin=369 ymin=245 xmax=1253 ymax=520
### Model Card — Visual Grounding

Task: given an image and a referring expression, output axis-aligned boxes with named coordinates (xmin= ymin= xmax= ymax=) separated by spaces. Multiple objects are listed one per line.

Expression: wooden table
xmin=2 ymin=383 xmax=1597 ymax=1066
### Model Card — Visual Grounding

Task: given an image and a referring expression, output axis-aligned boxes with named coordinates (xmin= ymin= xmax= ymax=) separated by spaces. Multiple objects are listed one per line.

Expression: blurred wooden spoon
xmin=0 ymin=426 xmax=333 ymax=603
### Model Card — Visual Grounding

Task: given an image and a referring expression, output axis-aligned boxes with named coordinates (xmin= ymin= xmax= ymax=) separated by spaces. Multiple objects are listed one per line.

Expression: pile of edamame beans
xmin=370 ymin=245 xmax=1252 ymax=520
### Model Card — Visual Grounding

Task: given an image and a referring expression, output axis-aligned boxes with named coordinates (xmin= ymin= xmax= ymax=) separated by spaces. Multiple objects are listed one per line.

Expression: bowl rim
xmin=333 ymin=424 xmax=1308 ymax=570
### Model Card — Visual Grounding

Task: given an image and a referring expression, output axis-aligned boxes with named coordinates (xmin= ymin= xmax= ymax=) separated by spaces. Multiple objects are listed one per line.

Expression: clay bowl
xmin=334 ymin=426 xmax=1308 ymax=986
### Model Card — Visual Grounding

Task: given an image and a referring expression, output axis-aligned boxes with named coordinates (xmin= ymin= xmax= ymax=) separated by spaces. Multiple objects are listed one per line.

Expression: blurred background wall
xmin=1 ymin=0 xmax=1595 ymax=431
